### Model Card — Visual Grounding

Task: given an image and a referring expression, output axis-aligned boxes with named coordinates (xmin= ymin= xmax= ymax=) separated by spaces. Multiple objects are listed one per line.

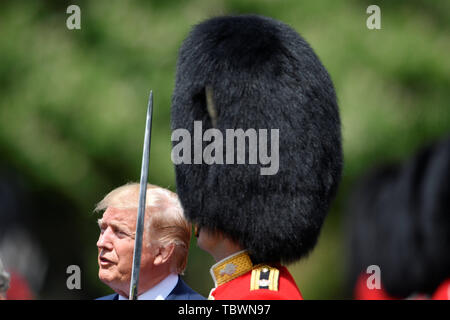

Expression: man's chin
xmin=98 ymin=269 xmax=116 ymax=284
xmin=98 ymin=270 xmax=130 ymax=294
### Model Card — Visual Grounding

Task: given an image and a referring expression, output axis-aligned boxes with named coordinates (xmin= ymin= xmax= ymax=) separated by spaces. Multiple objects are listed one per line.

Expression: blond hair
xmin=95 ymin=183 xmax=191 ymax=274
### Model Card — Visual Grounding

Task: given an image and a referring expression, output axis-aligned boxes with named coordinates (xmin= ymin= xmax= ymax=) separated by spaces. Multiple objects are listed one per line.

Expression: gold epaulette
xmin=250 ymin=265 xmax=280 ymax=291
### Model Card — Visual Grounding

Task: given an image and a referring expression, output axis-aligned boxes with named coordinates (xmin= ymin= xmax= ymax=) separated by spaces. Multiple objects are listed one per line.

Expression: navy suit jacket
xmin=96 ymin=276 xmax=205 ymax=300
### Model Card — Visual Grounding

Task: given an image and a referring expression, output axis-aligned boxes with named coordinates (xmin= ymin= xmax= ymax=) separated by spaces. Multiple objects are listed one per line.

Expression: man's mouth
xmin=99 ymin=256 xmax=115 ymax=266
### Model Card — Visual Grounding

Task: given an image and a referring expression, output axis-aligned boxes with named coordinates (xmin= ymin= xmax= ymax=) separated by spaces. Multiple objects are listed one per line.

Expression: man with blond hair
xmin=95 ymin=183 xmax=204 ymax=300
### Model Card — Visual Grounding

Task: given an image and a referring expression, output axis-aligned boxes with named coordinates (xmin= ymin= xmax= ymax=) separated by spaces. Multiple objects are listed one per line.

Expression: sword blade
xmin=129 ymin=90 xmax=153 ymax=300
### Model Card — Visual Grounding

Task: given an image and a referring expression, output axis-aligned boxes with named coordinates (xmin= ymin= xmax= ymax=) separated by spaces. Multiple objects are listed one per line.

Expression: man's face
xmin=96 ymin=207 xmax=154 ymax=295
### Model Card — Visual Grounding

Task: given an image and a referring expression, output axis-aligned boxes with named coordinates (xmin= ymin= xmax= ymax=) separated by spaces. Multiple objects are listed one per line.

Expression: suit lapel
xmin=166 ymin=276 xmax=185 ymax=300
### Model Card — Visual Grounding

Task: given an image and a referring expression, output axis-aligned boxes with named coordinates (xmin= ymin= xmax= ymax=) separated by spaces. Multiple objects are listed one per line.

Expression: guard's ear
xmin=153 ymin=243 xmax=175 ymax=266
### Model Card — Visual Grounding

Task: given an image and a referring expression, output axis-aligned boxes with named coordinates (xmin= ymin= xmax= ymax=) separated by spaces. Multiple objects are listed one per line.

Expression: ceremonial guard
xmin=171 ymin=15 xmax=342 ymax=299
xmin=348 ymin=137 xmax=450 ymax=300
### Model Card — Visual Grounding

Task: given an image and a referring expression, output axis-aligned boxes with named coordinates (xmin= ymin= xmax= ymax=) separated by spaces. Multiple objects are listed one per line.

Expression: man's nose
xmin=97 ymin=228 xmax=114 ymax=250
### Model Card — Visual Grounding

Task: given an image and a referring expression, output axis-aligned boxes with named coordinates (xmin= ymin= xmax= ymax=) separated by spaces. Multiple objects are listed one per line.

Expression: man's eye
xmin=117 ymin=230 xmax=128 ymax=237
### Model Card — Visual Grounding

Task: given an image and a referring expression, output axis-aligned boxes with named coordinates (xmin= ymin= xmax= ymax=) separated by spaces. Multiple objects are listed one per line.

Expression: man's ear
xmin=153 ymin=243 xmax=175 ymax=266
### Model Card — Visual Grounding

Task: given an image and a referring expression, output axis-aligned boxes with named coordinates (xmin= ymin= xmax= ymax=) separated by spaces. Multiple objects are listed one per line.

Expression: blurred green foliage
xmin=0 ymin=0 xmax=448 ymax=299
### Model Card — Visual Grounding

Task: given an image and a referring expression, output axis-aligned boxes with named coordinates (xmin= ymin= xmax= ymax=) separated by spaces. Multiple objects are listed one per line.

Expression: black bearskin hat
xmin=347 ymin=137 xmax=450 ymax=297
xmin=171 ymin=15 xmax=342 ymax=264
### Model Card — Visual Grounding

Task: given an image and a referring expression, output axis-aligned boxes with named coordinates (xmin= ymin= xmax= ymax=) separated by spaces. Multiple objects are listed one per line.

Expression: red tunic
xmin=432 ymin=279 xmax=450 ymax=300
xmin=355 ymin=273 xmax=450 ymax=300
xmin=207 ymin=251 xmax=303 ymax=300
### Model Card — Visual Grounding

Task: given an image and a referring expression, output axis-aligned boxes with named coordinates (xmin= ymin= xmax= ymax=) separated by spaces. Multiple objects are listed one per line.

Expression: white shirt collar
xmin=118 ymin=273 xmax=179 ymax=300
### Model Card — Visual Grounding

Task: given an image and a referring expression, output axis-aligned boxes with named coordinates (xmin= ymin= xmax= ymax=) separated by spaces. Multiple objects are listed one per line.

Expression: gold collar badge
xmin=210 ymin=250 xmax=253 ymax=287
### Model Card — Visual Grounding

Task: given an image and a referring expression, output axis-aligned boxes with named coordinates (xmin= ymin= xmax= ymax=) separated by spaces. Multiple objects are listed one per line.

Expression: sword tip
xmin=147 ymin=90 xmax=153 ymax=113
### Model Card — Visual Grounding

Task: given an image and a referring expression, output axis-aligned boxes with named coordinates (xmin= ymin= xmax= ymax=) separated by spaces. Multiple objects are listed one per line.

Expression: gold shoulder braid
xmin=250 ymin=265 xmax=280 ymax=291
xmin=210 ymin=250 xmax=253 ymax=287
